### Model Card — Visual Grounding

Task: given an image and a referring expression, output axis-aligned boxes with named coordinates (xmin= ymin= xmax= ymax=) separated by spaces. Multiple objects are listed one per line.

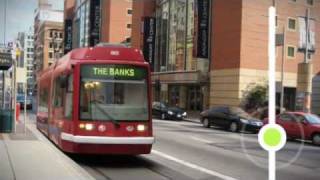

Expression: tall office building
xmin=132 ymin=0 xmax=320 ymax=114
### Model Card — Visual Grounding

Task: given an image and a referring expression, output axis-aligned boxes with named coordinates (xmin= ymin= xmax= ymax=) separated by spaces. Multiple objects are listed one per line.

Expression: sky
xmin=0 ymin=0 xmax=64 ymax=45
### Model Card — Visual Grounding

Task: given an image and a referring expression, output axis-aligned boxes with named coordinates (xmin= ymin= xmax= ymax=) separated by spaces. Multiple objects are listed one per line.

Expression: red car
xmin=265 ymin=112 xmax=320 ymax=145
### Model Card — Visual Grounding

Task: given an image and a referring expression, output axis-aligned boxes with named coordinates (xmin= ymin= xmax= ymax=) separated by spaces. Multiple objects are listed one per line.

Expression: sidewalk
xmin=185 ymin=111 xmax=201 ymax=124
xmin=0 ymin=114 xmax=95 ymax=180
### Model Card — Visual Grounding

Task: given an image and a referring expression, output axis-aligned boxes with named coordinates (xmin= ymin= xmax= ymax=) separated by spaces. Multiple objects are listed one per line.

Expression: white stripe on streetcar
xmin=152 ymin=150 xmax=238 ymax=180
xmin=61 ymin=133 xmax=155 ymax=144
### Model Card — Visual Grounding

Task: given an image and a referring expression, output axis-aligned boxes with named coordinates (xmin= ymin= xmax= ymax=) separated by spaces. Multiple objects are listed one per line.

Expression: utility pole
xmin=303 ymin=8 xmax=312 ymax=113
xmin=296 ymin=8 xmax=313 ymax=113
xmin=4 ymin=0 xmax=6 ymax=45
xmin=280 ymin=26 xmax=286 ymax=113
xmin=304 ymin=9 xmax=310 ymax=64
xmin=2 ymin=0 xmax=7 ymax=109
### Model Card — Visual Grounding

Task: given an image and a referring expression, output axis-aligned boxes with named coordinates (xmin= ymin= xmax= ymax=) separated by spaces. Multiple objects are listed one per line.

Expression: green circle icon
xmin=263 ymin=128 xmax=281 ymax=147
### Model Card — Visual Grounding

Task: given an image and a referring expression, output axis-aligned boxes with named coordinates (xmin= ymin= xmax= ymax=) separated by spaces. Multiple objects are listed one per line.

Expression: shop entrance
xmin=187 ymin=86 xmax=203 ymax=111
xmin=276 ymin=87 xmax=296 ymax=111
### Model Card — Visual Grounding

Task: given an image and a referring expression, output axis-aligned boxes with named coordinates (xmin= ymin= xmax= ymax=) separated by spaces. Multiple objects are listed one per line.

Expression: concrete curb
xmin=26 ymin=123 xmax=96 ymax=180
xmin=183 ymin=118 xmax=201 ymax=124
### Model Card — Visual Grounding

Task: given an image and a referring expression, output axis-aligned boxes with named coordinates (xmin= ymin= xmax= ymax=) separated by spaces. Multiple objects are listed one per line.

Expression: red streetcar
xmin=37 ymin=45 xmax=154 ymax=154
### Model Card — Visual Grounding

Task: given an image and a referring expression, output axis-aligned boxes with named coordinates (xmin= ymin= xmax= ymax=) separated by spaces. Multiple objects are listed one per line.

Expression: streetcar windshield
xmin=80 ymin=65 xmax=149 ymax=121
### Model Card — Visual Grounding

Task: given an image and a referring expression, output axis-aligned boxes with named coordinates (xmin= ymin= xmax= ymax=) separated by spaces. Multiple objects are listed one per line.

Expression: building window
xmin=49 ymin=52 xmax=53 ymax=59
xmin=50 ymin=31 xmax=53 ymax=38
xmin=307 ymin=0 xmax=314 ymax=5
xmin=275 ymin=16 xmax=278 ymax=27
xmin=59 ymin=32 xmax=63 ymax=39
xmin=290 ymin=0 xmax=296 ymax=2
xmin=287 ymin=46 xmax=296 ymax=58
xmin=127 ymin=9 xmax=132 ymax=15
xmin=288 ymin=18 xmax=297 ymax=31
xmin=126 ymin=23 xmax=132 ymax=29
xmin=49 ymin=42 xmax=53 ymax=48
xmin=126 ymin=37 xmax=131 ymax=43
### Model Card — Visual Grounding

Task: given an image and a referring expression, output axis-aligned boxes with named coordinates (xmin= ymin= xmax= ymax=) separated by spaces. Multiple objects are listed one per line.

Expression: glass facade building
xmin=74 ymin=0 xmax=91 ymax=48
xmin=153 ymin=0 xmax=210 ymax=111
xmin=73 ymin=0 xmax=100 ymax=48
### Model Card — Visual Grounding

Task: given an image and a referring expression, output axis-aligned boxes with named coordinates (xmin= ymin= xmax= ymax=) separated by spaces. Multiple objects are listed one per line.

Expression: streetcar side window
xmin=39 ymin=88 xmax=49 ymax=113
xmin=54 ymin=78 xmax=64 ymax=108
xmin=64 ymin=75 xmax=73 ymax=119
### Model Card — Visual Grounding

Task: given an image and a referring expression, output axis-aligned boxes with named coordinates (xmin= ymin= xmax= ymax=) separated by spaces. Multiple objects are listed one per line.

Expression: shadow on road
xmin=69 ymin=154 xmax=155 ymax=169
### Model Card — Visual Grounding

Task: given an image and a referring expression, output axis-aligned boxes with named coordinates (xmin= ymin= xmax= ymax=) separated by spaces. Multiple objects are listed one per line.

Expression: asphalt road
xmin=72 ymin=119 xmax=320 ymax=180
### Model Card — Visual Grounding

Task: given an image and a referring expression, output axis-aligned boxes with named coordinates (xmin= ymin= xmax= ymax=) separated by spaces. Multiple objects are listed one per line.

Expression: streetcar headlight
xmin=137 ymin=124 xmax=146 ymax=132
xmin=79 ymin=124 xmax=85 ymax=129
xmin=85 ymin=124 xmax=94 ymax=131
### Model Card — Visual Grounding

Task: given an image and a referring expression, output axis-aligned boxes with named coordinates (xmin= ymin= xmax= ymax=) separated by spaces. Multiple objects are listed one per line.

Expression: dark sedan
xmin=152 ymin=102 xmax=187 ymax=120
xmin=200 ymin=106 xmax=263 ymax=133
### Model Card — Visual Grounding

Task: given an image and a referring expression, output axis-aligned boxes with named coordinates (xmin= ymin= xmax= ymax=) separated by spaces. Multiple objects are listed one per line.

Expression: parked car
xmin=152 ymin=102 xmax=187 ymax=120
xmin=265 ymin=112 xmax=320 ymax=145
xmin=17 ymin=94 xmax=33 ymax=109
xmin=200 ymin=106 xmax=263 ymax=133
xmin=253 ymin=106 xmax=284 ymax=120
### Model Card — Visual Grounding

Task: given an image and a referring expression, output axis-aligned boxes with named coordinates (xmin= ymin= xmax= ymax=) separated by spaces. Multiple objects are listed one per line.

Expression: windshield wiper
xmin=91 ymin=101 xmax=121 ymax=129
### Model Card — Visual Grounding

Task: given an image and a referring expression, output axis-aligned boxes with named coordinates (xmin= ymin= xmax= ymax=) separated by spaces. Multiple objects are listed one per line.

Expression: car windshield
xmin=160 ymin=102 xmax=168 ymax=109
xmin=79 ymin=65 xmax=149 ymax=121
xmin=305 ymin=114 xmax=320 ymax=124
xmin=230 ymin=107 xmax=252 ymax=118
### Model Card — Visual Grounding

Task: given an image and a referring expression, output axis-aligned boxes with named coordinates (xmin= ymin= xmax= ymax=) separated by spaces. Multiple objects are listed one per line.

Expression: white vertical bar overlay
xmin=268 ymin=6 xmax=277 ymax=180
xmin=269 ymin=6 xmax=276 ymax=125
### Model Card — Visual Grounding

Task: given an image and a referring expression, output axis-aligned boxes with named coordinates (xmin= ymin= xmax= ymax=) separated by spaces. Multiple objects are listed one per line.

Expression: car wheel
xmin=161 ymin=113 xmax=166 ymax=120
xmin=312 ymin=134 xmax=320 ymax=146
xmin=229 ymin=122 xmax=239 ymax=132
xmin=202 ymin=118 xmax=210 ymax=128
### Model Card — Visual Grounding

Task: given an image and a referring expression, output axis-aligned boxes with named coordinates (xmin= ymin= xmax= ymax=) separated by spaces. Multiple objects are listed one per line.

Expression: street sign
xmin=0 ymin=52 xmax=12 ymax=70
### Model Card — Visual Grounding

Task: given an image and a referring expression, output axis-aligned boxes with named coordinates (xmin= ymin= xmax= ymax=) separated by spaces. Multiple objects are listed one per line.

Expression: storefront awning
xmin=151 ymin=71 xmax=209 ymax=84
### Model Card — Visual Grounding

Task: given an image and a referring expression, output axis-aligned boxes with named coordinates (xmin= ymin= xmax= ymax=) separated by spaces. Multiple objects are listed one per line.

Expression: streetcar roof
xmin=37 ymin=46 xmax=148 ymax=82
xmin=69 ymin=46 xmax=145 ymax=62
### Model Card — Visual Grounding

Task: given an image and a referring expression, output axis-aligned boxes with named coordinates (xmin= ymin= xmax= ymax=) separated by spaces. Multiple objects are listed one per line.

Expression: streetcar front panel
xmin=61 ymin=63 xmax=154 ymax=154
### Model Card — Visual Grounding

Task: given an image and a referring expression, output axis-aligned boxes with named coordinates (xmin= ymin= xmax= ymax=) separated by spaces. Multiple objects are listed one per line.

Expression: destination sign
xmin=81 ymin=65 xmax=147 ymax=80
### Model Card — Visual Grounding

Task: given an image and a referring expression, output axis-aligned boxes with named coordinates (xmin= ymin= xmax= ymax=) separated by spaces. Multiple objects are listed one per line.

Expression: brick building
xmin=132 ymin=0 xmax=320 ymax=114
xmin=34 ymin=1 xmax=64 ymax=73
xmin=63 ymin=0 xmax=133 ymax=51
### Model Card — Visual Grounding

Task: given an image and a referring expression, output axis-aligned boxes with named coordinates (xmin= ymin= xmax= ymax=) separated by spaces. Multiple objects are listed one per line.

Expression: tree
xmin=241 ymin=83 xmax=268 ymax=112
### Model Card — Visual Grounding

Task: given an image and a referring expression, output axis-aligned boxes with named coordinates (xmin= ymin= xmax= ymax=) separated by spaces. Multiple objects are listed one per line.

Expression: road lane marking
xmin=154 ymin=119 xmax=259 ymax=144
xmin=190 ymin=136 xmax=213 ymax=144
xmin=152 ymin=150 xmax=238 ymax=180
